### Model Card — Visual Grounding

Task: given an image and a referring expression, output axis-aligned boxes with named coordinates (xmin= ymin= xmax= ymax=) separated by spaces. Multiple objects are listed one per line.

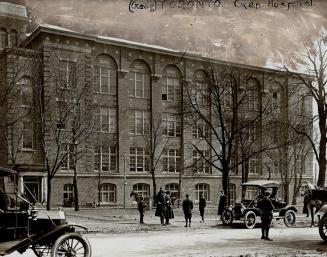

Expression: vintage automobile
xmin=221 ymin=180 xmax=297 ymax=229
xmin=0 ymin=167 xmax=91 ymax=257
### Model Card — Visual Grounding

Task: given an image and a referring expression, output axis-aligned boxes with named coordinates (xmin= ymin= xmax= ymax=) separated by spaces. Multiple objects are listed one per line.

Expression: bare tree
xmin=284 ymin=31 xmax=327 ymax=187
xmin=182 ymin=66 xmax=273 ymax=202
xmin=36 ymin=47 xmax=95 ymax=210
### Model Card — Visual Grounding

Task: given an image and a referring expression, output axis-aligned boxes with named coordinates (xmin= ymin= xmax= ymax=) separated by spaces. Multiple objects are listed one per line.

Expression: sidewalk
xmin=63 ymin=206 xmax=317 ymax=234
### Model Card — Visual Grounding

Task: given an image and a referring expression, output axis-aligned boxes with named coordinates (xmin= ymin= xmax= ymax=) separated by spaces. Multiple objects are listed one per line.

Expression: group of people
xmin=138 ymin=188 xmax=275 ymax=241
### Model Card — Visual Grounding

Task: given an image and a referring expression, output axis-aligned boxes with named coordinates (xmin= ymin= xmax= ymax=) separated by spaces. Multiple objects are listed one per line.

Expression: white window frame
xmin=129 ymin=110 xmax=149 ymax=135
xmin=249 ymin=157 xmax=259 ymax=174
xmin=130 ymin=147 xmax=149 ymax=172
xmin=21 ymin=119 xmax=34 ymax=150
xmin=94 ymin=65 xmax=116 ymax=95
xmin=61 ymin=143 xmax=74 ymax=170
xmin=192 ymin=150 xmax=210 ymax=174
xmin=162 ymin=76 xmax=180 ymax=101
xmin=95 ymin=107 xmax=117 ymax=133
xmin=162 ymin=113 xmax=181 ymax=137
xmin=133 ymin=183 xmax=150 ymax=198
xmin=100 ymin=183 xmax=116 ymax=203
xmin=192 ymin=118 xmax=208 ymax=139
xmin=162 ymin=149 xmax=181 ymax=173
xmin=94 ymin=146 xmax=117 ymax=173
xmin=59 ymin=60 xmax=76 ymax=89
xmin=63 ymin=184 xmax=74 ymax=201
xmin=195 ymin=183 xmax=210 ymax=201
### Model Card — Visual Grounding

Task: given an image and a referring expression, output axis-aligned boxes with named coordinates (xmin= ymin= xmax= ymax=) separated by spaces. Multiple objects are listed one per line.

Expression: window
xmin=21 ymin=78 xmax=33 ymax=107
xmin=100 ymin=183 xmax=116 ymax=203
xmin=192 ymin=118 xmax=208 ymax=138
xmin=249 ymin=157 xmax=259 ymax=174
xmin=22 ymin=120 xmax=33 ymax=150
xmin=59 ymin=60 xmax=76 ymax=89
xmin=8 ymin=30 xmax=17 ymax=47
xmin=94 ymin=146 xmax=117 ymax=173
xmin=129 ymin=60 xmax=150 ymax=98
xmin=229 ymin=183 xmax=236 ymax=206
xmin=244 ymin=186 xmax=257 ymax=200
xmin=61 ymin=143 xmax=74 ymax=170
xmin=195 ymin=183 xmax=210 ymax=201
xmin=94 ymin=55 xmax=117 ymax=95
xmin=133 ymin=183 xmax=150 ymax=198
xmin=162 ymin=65 xmax=181 ymax=101
xmin=95 ymin=107 xmax=116 ymax=133
xmin=0 ymin=28 xmax=7 ymax=48
xmin=129 ymin=110 xmax=149 ymax=135
xmin=63 ymin=184 xmax=74 ymax=201
xmin=162 ymin=113 xmax=181 ymax=137
xmin=247 ymin=79 xmax=259 ymax=111
xmin=130 ymin=147 xmax=149 ymax=172
xmin=192 ymin=150 xmax=210 ymax=174
xmin=165 ymin=183 xmax=179 ymax=199
xmin=271 ymin=160 xmax=279 ymax=175
xmin=247 ymin=123 xmax=256 ymax=142
xmin=272 ymin=91 xmax=281 ymax=113
xmin=162 ymin=149 xmax=181 ymax=173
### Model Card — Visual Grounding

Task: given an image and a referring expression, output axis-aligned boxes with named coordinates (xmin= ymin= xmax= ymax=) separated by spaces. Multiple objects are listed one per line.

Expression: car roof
xmin=0 ymin=167 xmax=17 ymax=177
xmin=241 ymin=180 xmax=280 ymax=187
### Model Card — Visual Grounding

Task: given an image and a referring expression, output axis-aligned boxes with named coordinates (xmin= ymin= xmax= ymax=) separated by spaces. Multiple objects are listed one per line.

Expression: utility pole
xmin=124 ymin=155 xmax=127 ymax=209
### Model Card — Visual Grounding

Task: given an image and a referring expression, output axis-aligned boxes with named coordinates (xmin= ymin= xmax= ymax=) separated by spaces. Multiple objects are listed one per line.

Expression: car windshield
xmin=243 ymin=186 xmax=260 ymax=200
xmin=5 ymin=193 xmax=30 ymax=210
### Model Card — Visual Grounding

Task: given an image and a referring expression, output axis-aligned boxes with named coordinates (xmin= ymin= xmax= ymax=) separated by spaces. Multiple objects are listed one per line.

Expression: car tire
xmin=244 ymin=211 xmax=256 ymax=229
xmin=319 ymin=215 xmax=327 ymax=241
xmin=51 ymin=232 xmax=91 ymax=257
xmin=284 ymin=210 xmax=296 ymax=227
xmin=221 ymin=209 xmax=233 ymax=225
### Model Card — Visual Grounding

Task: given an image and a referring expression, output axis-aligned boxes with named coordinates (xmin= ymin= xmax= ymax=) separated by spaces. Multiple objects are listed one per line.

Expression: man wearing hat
xmin=257 ymin=190 xmax=274 ymax=241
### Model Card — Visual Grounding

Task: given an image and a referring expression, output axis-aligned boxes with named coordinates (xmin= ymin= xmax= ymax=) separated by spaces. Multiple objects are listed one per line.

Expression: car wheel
xmin=51 ymin=232 xmax=91 ymax=257
xmin=221 ymin=209 xmax=233 ymax=225
xmin=319 ymin=215 xmax=327 ymax=241
xmin=244 ymin=211 xmax=256 ymax=229
xmin=284 ymin=210 xmax=296 ymax=227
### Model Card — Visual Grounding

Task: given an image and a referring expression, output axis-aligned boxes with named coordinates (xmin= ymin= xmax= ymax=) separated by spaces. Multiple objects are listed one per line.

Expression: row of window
xmin=0 ymin=28 xmax=17 ymax=48
xmin=63 ymin=182 xmax=212 ymax=203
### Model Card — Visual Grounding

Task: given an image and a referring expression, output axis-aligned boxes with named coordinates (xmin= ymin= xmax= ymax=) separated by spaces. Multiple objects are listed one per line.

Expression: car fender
xmin=278 ymin=206 xmax=297 ymax=216
xmin=317 ymin=204 xmax=327 ymax=217
xmin=31 ymin=224 xmax=88 ymax=245
xmin=244 ymin=208 xmax=261 ymax=216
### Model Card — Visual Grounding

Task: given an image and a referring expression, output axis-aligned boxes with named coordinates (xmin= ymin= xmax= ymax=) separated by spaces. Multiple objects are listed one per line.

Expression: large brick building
xmin=0 ymin=2 xmax=313 ymax=207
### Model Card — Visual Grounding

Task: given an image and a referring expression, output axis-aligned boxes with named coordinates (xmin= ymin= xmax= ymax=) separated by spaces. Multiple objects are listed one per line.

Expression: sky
xmin=5 ymin=0 xmax=327 ymax=69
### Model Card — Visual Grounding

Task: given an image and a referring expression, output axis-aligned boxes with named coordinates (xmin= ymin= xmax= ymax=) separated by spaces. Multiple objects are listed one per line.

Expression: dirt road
xmin=7 ymin=226 xmax=327 ymax=257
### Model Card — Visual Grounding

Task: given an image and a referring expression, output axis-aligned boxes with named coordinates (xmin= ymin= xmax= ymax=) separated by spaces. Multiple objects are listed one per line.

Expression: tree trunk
xmin=284 ymin=183 xmax=289 ymax=204
xmin=222 ymin=161 xmax=229 ymax=204
xmin=73 ymin=176 xmax=79 ymax=211
xmin=151 ymin=167 xmax=157 ymax=208
xmin=317 ymin=104 xmax=327 ymax=187
xmin=46 ymin=176 xmax=51 ymax=211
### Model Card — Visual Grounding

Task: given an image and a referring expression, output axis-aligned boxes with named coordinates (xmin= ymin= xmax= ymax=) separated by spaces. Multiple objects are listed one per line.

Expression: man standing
xmin=183 ymin=194 xmax=193 ymax=227
xmin=218 ymin=190 xmax=227 ymax=217
xmin=199 ymin=193 xmax=206 ymax=223
xmin=155 ymin=188 xmax=166 ymax=226
xmin=165 ymin=191 xmax=174 ymax=225
xmin=138 ymin=196 xmax=146 ymax=224
xmin=257 ymin=190 xmax=274 ymax=241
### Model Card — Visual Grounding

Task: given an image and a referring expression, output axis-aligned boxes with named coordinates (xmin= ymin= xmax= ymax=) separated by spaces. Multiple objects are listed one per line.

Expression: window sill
xmin=20 ymin=148 xmax=36 ymax=152
xmin=94 ymin=92 xmax=116 ymax=96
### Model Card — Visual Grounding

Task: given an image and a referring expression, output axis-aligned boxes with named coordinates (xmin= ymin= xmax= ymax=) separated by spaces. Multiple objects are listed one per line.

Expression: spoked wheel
xmin=284 ymin=210 xmax=296 ymax=227
xmin=32 ymin=245 xmax=52 ymax=257
xmin=319 ymin=215 xmax=327 ymax=241
xmin=244 ymin=211 xmax=256 ymax=229
xmin=51 ymin=233 xmax=91 ymax=257
xmin=221 ymin=209 xmax=233 ymax=225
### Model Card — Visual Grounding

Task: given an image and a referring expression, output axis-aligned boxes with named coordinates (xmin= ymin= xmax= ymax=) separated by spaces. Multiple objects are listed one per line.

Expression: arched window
xmin=8 ymin=30 xmax=17 ymax=47
xmin=222 ymin=74 xmax=236 ymax=108
xmin=195 ymin=183 xmax=210 ymax=201
xmin=193 ymin=70 xmax=209 ymax=105
xmin=0 ymin=28 xmax=7 ymax=49
xmin=165 ymin=183 xmax=179 ymax=199
xmin=94 ymin=54 xmax=117 ymax=95
xmin=162 ymin=65 xmax=181 ymax=101
xmin=100 ymin=183 xmax=116 ymax=203
xmin=229 ymin=183 xmax=236 ymax=206
xmin=133 ymin=183 xmax=150 ymax=198
xmin=63 ymin=184 xmax=74 ymax=201
xmin=247 ymin=79 xmax=260 ymax=111
xmin=129 ymin=60 xmax=150 ymax=98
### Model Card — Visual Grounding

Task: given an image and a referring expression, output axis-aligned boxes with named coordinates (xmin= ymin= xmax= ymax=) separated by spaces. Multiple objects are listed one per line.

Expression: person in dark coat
xmin=155 ymin=188 xmax=166 ymax=225
xmin=199 ymin=193 xmax=206 ymax=222
xmin=165 ymin=191 xmax=174 ymax=225
xmin=182 ymin=194 xmax=193 ymax=227
xmin=218 ymin=190 xmax=227 ymax=216
xmin=257 ymin=190 xmax=274 ymax=241
xmin=303 ymin=194 xmax=310 ymax=217
xmin=138 ymin=196 xmax=146 ymax=224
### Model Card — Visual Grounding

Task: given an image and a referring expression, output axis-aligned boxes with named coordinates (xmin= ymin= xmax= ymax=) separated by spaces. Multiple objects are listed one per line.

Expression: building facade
xmin=0 ymin=2 xmax=313 ymax=208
